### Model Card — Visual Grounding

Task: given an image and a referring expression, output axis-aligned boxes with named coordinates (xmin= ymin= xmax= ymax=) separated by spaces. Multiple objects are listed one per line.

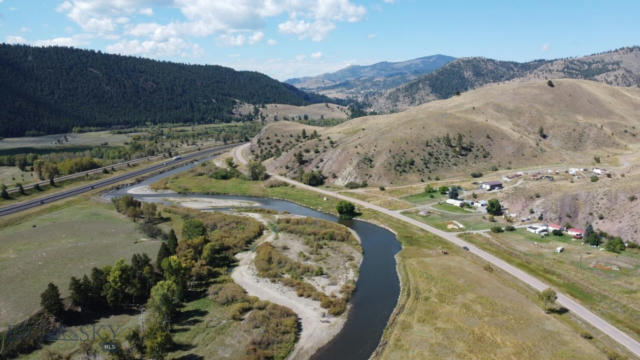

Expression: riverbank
xmin=232 ymin=230 xmax=350 ymax=360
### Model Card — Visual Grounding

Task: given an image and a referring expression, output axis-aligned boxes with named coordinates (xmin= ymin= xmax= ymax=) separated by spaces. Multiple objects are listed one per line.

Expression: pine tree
xmin=41 ymin=283 xmax=64 ymax=316
xmin=157 ymin=243 xmax=171 ymax=268
xmin=167 ymin=230 xmax=178 ymax=254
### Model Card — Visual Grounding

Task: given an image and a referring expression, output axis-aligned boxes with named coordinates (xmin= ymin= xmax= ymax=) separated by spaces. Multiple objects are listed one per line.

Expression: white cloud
xmin=219 ymin=31 xmax=264 ymax=46
xmin=4 ymin=34 xmax=91 ymax=47
xmin=278 ymin=19 xmax=335 ymax=41
xmin=310 ymin=51 xmax=323 ymax=59
xmin=52 ymin=1 xmax=366 ymax=58
xmin=383 ymin=0 xmax=395 ymax=3
xmin=33 ymin=36 xmax=81 ymax=47
xmin=106 ymin=36 xmax=202 ymax=57
xmin=367 ymin=33 xmax=376 ymax=39
xmin=541 ymin=42 xmax=551 ymax=53
xmin=5 ymin=35 xmax=27 ymax=44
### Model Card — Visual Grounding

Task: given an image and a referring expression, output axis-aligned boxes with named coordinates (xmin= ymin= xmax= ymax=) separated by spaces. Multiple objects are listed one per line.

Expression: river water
xmin=107 ymin=159 xmax=401 ymax=360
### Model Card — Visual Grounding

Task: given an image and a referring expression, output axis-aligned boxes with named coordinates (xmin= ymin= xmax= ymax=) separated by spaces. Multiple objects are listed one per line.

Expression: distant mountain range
xmin=0 ymin=44 xmax=335 ymax=137
xmin=285 ymin=54 xmax=455 ymax=99
xmin=368 ymin=46 xmax=640 ymax=112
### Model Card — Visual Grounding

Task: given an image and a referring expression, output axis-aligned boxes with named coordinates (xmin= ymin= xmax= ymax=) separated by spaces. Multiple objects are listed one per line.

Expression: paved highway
xmin=0 ymin=143 xmax=238 ymax=217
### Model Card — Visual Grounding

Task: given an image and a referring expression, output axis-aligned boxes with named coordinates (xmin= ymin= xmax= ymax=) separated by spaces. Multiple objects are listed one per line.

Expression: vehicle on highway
xmin=172 ymin=155 xmax=182 ymax=161
xmin=462 ymin=246 xmax=469 ymax=251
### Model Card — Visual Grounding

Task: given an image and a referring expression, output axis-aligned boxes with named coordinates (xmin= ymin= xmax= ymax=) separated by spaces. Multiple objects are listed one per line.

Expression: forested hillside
xmin=0 ymin=44 xmax=333 ymax=137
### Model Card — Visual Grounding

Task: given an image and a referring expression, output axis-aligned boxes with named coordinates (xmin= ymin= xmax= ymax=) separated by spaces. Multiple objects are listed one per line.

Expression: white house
xmin=526 ymin=224 xmax=548 ymax=235
xmin=446 ymin=199 xmax=465 ymax=207
xmin=592 ymin=168 xmax=608 ymax=175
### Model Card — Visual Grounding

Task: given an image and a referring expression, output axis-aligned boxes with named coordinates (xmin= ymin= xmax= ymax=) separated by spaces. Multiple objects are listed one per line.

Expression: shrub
xmin=590 ymin=175 xmax=599 ymax=182
xmin=209 ymin=166 xmax=235 ymax=180
xmin=470 ymin=172 xmax=483 ymax=178
xmin=547 ymin=80 xmax=554 ymax=87
xmin=182 ymin=218 xmax=207 ymax=240
xmin=248 ymin=161 xmax=268 ymax=181
xmin=302 ymin=171 xmax=325 ymax=186
xmin=552 ymin=229 xmax=563 ymax=236
xmin=230 ymin=302 xmax=253 ymax=321
xmin=539 ymin=288 xmax=558 ymax=313
xmin=580 ymin=332 xmax=593 ymax=340
xmin=605 ymin=237 xmax=626 ymax=253
xmin=209 ymin=282 xmax=248 ymax=305
xmin=490 ymin=226 xmax=504 ymax=233
xmin=337 ymin=201 xmax=358 ymax=220
xmin=379 ymin=186 xmax=385 ymax=191
xmin=265 ymin=179 xmax=289 ymax=188
xmin=628 ymin=195 xmax=637 ymax=202
xmin=505 ymin=225 xmax=516 ymax=232
xmin=139 ymin=223 xmax=163 ymax=239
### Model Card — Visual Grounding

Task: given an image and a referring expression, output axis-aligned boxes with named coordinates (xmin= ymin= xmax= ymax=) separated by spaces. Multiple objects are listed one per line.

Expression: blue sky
xmin=1 ymin=0 xmax=639 ymax=80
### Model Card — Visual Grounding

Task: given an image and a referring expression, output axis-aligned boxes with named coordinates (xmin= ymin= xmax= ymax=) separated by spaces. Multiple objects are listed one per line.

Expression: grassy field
xmin=401 ymin=191 xmax=443 ymax=204
xmin=150 ymin=171 xmax=628 ymax=359
xmin=339 ymin=190 xmax=411 ymax=211
xmin=0 ymin=166 xmax=35 ymax=186
xmin=432 ymin=203 xmax=475 ymax=214
xmin=461 ymin=231 xmax=640 ymax=343
xmin=0 ymin=131 xmax=132 ymax=151
xmin=404 ymin=211 xmax=491 ymax=232
xmin=361 ymin=209 xmax=621 ymax=360
xmin=0 ymin=199 xmax=161 ymax=328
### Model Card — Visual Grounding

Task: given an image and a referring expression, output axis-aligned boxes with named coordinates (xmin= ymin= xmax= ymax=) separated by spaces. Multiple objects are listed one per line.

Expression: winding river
xmin=107 ymin=159 xmax=401 ymax=360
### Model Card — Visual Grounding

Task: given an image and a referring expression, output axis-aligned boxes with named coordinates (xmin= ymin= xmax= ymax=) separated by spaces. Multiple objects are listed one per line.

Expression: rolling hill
xmin=0 ymin=44 xmax=336 ymax=137
xmin=369 ymin=47 xmax=640 ymax=112
xmin=286 ymin=55 xmax=455 ymax=99
xmin=251 ymin=79 xmax=640 ymax=185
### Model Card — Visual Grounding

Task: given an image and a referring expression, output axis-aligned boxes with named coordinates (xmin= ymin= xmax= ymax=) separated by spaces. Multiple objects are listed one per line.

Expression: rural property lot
xmin=0 ymin=199 xmax=161 ymax=328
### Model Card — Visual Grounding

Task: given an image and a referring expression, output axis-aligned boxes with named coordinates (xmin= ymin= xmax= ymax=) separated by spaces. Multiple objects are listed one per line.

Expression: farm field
xmin=461 ymin=230 xmax=640 ymax=342
xmin=0 ymin=199 xmax=161 ymax=328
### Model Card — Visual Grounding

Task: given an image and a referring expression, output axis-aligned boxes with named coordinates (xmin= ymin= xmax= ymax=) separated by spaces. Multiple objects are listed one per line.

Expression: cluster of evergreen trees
xmin=0 ymin=44 xmax=334 ymax=137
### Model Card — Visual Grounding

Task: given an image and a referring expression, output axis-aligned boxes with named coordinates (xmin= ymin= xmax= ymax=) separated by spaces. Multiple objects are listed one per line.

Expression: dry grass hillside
xmin=251 ymin=79 xmax=640 ymax=186
xmin=371 ymin=46 xmax=640 ymax=112
xmin=235 ymin=102 xmax=349 ymax=122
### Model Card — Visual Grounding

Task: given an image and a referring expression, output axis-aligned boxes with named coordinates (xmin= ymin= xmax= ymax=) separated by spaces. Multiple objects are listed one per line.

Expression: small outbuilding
xmin=481 ymin=181 xmax=503 ymax=191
